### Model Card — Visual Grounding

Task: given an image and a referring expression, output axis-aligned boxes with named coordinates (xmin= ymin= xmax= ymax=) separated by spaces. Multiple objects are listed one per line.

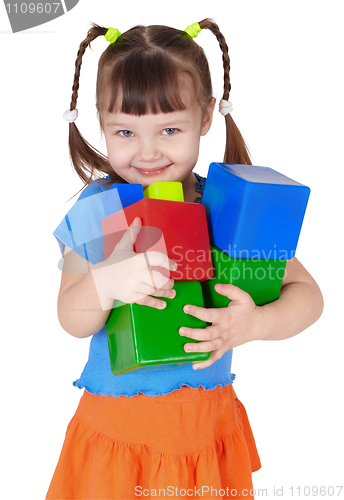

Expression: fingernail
xmin=184 ymin=345 xmax=192 ymax=352
xmin=172 ymin=263 xmax=178 ymax=270
xmin=184 ymin=305 xmax=190 ymax=313
xmin=169 ymin=290 xmax=176 ymax=298
xmin=179 ymin=328 xmax=186 ymax=335
xmin=159 ymin=302 xmax=166 ymax=309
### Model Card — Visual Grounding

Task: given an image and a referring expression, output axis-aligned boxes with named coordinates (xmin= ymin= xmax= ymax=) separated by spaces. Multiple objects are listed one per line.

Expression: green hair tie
xmin=105 ymin=27 xmax=121 ymax=44
xmin=184 ymin=22 xmax=201 ymax=38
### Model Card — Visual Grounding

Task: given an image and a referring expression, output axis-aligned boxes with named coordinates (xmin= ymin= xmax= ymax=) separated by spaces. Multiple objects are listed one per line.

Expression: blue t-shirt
xmin=53 ymin=173 xmax=235 ymax=397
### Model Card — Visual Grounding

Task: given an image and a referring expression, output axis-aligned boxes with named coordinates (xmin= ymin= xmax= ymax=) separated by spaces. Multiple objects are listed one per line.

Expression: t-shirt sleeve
xmin=53 ymin=181 xmax=107 ymax=265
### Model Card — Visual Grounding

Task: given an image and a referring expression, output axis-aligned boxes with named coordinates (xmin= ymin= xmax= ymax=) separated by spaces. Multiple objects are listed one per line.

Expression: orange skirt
xmin=46 ymin=385 xmax=261 ymax=500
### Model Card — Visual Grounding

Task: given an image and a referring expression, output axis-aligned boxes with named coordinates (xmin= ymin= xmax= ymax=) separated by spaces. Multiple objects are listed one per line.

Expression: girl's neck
xmin=182 ymin=172 xmax=199 ymax=203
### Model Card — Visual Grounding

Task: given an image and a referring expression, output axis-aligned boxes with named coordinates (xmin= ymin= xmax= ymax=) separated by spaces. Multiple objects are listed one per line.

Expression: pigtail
xmin=67 ymin=23 xmax=123 ymax=187
xmin=198 ymin=19 xmax=252 ymax=165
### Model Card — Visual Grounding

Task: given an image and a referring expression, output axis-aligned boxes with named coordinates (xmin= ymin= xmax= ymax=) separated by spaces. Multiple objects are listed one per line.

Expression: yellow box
xmin=144 ymin=181 xmax=184 ymax=202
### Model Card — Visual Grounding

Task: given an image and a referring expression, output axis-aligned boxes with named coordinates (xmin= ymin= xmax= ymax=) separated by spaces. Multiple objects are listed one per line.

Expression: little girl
xmin=46 ymin=19 xmax=324 ymax=500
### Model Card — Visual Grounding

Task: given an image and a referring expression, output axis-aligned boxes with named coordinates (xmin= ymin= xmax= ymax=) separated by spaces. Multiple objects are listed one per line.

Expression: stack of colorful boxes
xmin=103 ymin=164 xmax=310 ymax=375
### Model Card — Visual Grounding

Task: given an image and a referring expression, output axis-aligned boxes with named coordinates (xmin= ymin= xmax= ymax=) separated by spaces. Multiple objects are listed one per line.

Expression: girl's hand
xmin=91 ymin=217 xmax=177 ymax=311
xmin=179 ymin=284 xmax=264 ymax=370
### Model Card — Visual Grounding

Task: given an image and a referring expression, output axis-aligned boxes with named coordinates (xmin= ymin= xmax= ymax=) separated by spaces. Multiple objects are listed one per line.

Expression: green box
xmin=143 ymin=181 xmax=184 ymax=202
xmin=201 ymin=244 xmax=287 ymax=308
xmin=106 ymin=281 xmax=210 ymax=375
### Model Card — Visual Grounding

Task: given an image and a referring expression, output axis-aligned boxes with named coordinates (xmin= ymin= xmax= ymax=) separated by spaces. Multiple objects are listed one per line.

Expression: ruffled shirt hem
xmin=73 ymin=373 xmax=236 ymax=398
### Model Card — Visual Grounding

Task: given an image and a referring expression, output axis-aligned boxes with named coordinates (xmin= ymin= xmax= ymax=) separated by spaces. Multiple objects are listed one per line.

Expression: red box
xmin=102 ymin=199 xmax=213 ymax=282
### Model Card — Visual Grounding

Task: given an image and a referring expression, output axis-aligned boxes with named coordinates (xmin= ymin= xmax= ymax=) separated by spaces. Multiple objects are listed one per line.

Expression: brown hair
xmin=66 ymin=19 xmax=252 ymax=190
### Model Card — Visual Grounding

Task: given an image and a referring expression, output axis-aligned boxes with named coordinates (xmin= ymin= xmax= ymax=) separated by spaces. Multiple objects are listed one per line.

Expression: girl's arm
xmin=179 ymin=257 xmax=324 ymax=369
xmin=257 ymin=256 xmax=324 ymax=341
xmin=57 ymin=219 xmax=177 ymax=339
xmin=57 ymin=246 xmax=176 ymax=339
xmin=57 ymin=245 xmax=111 ymax=339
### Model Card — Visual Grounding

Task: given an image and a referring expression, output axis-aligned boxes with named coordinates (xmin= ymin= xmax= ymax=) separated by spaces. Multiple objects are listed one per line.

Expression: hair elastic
xmin=184 ymin=22 xmax=201 ymax=38
xmin=104 ymin=27 xmax=121 ymax=44
xmin=63 ymin=108 xmax=78 ymax=123
xmin=219 ymin=99 xmax=233 ymax=116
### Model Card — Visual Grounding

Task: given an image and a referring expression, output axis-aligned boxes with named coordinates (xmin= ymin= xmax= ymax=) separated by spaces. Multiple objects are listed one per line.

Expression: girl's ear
xmin=201 ymin=97 xmax=216 ymax=136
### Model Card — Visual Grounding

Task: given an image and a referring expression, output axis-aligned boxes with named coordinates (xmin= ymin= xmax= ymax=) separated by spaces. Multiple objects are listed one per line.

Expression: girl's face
xmin=101 ymin=87 xmax=215 ymax=202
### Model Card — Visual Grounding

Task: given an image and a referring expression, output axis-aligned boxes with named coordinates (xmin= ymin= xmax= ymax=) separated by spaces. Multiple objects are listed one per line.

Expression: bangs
xmin=105 ymin=50 xmax=188 ymax=116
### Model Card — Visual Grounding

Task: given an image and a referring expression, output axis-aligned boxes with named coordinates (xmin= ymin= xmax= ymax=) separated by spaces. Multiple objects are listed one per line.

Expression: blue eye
xmin=163 ymin=128 xmax=178 ymax=135
xmin=119 ymin=130 xmax=134 ymax=137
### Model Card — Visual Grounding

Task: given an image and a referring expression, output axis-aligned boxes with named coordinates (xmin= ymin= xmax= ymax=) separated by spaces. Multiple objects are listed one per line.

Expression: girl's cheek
xmin=108 ymin=148 xmax=129 ymax=165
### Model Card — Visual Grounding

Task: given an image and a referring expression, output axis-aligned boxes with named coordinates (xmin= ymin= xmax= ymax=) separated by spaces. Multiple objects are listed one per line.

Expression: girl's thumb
xmin=118 ymin=217 xmax=142 ymax=250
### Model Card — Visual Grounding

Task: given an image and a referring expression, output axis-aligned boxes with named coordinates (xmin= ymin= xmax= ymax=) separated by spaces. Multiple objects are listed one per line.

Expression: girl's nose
xmin=136 ymin=139 xmax=162 ymax=163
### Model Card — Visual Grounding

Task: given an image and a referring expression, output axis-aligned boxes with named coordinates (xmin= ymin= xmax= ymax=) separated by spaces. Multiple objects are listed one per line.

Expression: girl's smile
xmin=133 ymin=164 xmax=172 ymax=176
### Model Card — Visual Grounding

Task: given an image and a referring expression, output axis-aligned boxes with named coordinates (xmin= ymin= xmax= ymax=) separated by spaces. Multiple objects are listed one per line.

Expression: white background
xmin=1 ymin=1 xmax=343 ymax=498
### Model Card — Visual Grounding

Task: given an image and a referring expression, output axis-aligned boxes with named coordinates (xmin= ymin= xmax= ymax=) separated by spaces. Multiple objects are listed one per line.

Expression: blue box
xmin=102 ymin=183 xmax=144 ymax=217
xmin=202 ymin=163 xmax=310 ymax=259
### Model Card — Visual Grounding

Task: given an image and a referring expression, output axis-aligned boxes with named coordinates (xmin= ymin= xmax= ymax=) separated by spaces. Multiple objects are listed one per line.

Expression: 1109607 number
xmin=290 ymin=486 xmax=343 ymax=497
xmin=5 ymin=3 xmax=61 ymax=14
